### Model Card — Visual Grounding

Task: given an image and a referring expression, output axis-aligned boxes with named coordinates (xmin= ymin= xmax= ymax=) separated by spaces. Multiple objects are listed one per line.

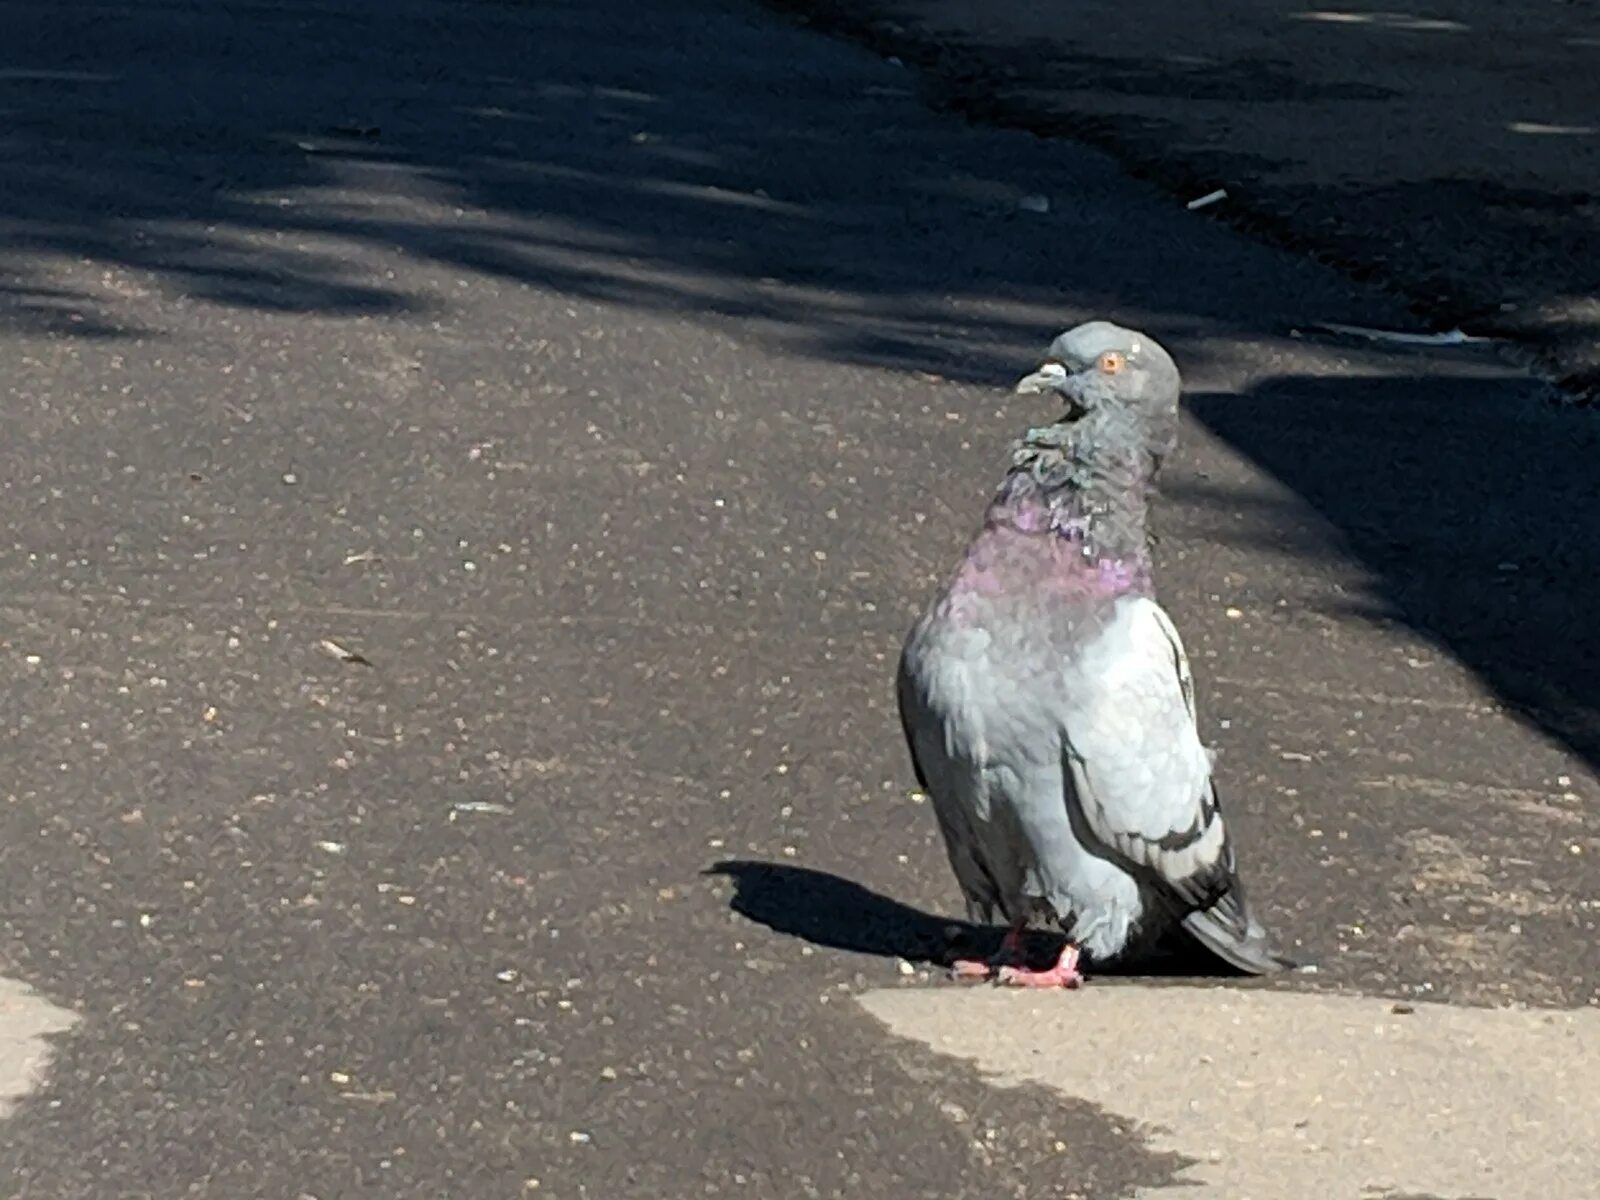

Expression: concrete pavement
xmin=0 ymin=0 xmax=1596 ymax=1196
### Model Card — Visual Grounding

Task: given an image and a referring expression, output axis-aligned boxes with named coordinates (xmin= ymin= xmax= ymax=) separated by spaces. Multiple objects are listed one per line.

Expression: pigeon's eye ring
xmin=1098 ymin=351 xmax=1125 ymax=375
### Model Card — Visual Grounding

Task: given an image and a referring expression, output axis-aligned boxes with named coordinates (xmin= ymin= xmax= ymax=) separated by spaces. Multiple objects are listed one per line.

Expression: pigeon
xmin=897 ymin=324 xmax=1292 ymax=986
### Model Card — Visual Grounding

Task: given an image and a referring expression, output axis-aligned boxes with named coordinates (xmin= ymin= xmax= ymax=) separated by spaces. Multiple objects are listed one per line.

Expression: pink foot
xmin=996 ymin=944 xmax=1083 ymax=989
xmin=950 ymin=925 xmax=1027 ymax=983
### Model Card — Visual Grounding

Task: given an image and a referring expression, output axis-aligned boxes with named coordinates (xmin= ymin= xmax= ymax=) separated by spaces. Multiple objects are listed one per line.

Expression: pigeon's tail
xmin=1182 ymin=885 xmax=1297 ymax=976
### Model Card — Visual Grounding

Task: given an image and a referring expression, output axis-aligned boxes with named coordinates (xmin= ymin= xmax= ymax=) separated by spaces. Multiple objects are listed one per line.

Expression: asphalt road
xmin=765 ymin=0 xmax=1600 ymax=397
xmin=0 ymin=0 xmax=1596 ymax=1197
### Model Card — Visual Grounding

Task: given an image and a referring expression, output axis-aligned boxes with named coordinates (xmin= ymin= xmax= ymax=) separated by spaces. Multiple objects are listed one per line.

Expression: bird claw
xmin=949 ymin=924 xmax=1028 ymax=982
xmin=996 ymin=945 xmax=1083 ymax=989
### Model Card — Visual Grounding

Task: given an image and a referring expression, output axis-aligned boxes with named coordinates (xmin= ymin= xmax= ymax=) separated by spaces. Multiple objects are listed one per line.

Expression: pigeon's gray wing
xmin=1060 ymin=597 xmax=1289 ymax=972
xmin=896 ymin=651 xmax=1003 ymax=925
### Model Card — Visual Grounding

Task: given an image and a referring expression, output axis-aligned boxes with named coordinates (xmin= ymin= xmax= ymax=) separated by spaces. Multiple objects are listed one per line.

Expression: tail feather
xmin=1181 ymin=886 xmax=1297 ymax=975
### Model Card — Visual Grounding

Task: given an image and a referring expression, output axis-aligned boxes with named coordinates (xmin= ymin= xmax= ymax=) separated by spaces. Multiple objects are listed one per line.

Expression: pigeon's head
xmin=1014 ymin=322 xmax=1181 ymax=461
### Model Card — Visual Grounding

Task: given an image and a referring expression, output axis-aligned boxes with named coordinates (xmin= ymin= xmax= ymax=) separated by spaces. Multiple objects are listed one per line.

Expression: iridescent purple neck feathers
xmin=989 ymin=410 xmax=1157 ymax=577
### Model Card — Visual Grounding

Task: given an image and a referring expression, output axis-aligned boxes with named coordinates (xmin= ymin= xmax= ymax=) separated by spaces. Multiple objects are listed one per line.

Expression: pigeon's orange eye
xmin=1098 ymin=351 xmax=1125 ymax=375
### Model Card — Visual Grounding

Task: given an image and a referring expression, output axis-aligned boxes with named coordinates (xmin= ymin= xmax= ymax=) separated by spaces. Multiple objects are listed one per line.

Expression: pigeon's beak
xmin=1014 ymin=361 xmax=1069 ymax=396
xmin=1016 ymin=361 xmax=1091 ymax=419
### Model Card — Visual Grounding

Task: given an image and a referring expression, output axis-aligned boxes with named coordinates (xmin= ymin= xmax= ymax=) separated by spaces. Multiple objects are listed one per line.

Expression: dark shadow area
xmin=707 ymin=859 xmax=960 ymax=964
xmin=1186 ymin=371 xmax=1600 ymax=768
xmin=759 ymin=0 xmax=1600 ymax=395
xmin=707 ymin=860 xmax=1238 ymax=977
xmin=0 ymin=0 xmax=1215 ymax=384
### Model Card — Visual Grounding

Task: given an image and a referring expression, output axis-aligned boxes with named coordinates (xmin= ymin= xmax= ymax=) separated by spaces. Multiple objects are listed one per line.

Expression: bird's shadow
xmin=705 ymin=860 xmax=1236 ymax=978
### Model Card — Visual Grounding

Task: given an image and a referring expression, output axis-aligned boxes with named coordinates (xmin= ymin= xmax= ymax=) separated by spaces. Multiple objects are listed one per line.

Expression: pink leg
xmin=997 ymin=943 xmax=1083 ymax=989
xmin=951 ymin=923 xmax=1027 ymax=981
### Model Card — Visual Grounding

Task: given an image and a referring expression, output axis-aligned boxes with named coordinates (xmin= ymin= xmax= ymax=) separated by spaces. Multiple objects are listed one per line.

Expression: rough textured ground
xmin=863 ymin=986 xmax=1600 ymax=1199
xmin=0 ymin=0 xmax=1596 ymax=1196
xmin=762 ymin=0 xmax=1600 ymax=397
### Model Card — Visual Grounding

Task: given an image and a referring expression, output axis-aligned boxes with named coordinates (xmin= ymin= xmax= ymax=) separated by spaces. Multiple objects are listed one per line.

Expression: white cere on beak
xmin=1015 ymin=360 xmax=1071 ymax=394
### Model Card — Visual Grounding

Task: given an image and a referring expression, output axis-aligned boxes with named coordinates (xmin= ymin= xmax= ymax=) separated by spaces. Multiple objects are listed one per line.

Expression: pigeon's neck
xmin=990 ymin=415 xmax=1155 ymax=570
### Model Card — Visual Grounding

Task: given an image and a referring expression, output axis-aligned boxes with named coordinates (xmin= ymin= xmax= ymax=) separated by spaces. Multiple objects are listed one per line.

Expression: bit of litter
xmin=1312 ymin=322 xmax=1492 ymax=346
xmin=496 ymin=969 xmax=519 ymax=982
xmin=452 ymin=801 xmax=513 ymax=816
xmin=896 ymin=958 xmax=916 ymax=977
xmin=343 ymin=550 xmax=379 ymax=566
xmin=282 ymin=472 xmax=298 ymax=485
xmin=569 ymin=1131 xmax=592 ymax=1145
xmin=340 ymin=1090 xmax=396 ymax=1103
xmin=319 ymin=638 xmax=372 ymax=666
xmin=1186 ymin=188 xmax=1228 ymax=211
xmin=1017 ymin=193 xmax=1050 ymax=214
xmin=315 ymin=840 xmax=347 ymax=855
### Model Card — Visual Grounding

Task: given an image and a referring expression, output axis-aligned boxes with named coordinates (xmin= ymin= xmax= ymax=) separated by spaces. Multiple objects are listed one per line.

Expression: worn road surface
xmin=767 ymin=0 xmax=1600 ymax=396
xmin=0 ymin=0 xmax=1597 ymax=1197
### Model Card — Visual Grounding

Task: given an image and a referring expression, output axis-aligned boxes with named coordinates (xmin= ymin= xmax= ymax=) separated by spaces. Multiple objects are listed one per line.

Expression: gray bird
xmin=897 ymin=324 xmax=1291 ymax=986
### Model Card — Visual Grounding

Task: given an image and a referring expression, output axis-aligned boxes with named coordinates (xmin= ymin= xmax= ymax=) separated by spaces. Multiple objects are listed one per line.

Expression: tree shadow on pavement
xmin=0 ymin=0 xmax=1116 ymax=381
xmin=1187 ymin=369 xmax=1600 ymax=768
xmin=759 ymin=0 xmax=1600 ymax=395
xmin=0 ymin=0 xmax=1385 ymax=389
